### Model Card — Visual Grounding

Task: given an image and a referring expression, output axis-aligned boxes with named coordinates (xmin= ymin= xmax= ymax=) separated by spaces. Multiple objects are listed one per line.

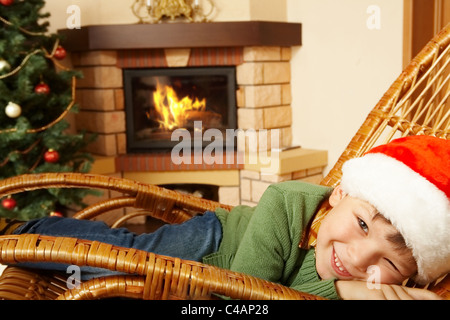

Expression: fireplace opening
xmin=124 ymin=67 xmax=237 ymax=153
xmin=163 ymin=183 xmax=219 ymax=202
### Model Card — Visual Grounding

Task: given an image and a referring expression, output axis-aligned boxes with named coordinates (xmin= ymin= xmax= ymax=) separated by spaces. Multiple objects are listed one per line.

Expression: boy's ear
xmin=329 ymin=185 xmax=346 ymax=207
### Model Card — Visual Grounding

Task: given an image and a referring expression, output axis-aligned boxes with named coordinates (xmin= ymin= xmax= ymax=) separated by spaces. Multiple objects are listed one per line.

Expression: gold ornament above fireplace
xmin=132 ymin=0 xmax=216 ymax=24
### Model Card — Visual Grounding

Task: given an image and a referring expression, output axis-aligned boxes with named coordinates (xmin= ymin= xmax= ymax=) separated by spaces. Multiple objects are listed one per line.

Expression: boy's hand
xmin=335 ymin=280 xmax=443 ymax=300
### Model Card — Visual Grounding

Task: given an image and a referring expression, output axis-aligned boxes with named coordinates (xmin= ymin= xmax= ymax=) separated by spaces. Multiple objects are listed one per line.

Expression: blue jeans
xmin=13 ymin=211 xmax=222 ymax=280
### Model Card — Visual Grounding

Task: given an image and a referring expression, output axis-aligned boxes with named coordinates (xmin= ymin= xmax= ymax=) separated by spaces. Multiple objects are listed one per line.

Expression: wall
xmin=287 ymin=0 xmax=404 ymax=173
xmin=44 ymin=0 xmax=404 ymax=173
xmin=44 ymin=0 xmax=287 ymax=32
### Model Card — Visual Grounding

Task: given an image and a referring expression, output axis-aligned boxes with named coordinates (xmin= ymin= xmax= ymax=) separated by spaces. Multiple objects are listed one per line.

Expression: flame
xmin=150 ymin=82 xmax=206 ymax=131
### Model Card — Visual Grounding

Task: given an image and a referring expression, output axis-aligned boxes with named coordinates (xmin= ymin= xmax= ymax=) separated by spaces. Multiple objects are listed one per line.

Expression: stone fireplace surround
xmin=60 ymin=22 xmax=327 ymax=221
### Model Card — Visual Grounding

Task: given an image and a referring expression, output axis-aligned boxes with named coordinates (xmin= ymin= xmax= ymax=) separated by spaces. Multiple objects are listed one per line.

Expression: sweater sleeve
xmin=292 ymin=279 xmax=340 ymax=300
xmin=229 ymin=185 xmax=293 ymax=282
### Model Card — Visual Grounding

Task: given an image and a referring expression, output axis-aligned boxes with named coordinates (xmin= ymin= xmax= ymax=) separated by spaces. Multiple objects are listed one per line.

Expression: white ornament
xmin=0 ymin=59 xmax=11 ymax=72
xmin=5 ymin=101 xmax=22 ymax=118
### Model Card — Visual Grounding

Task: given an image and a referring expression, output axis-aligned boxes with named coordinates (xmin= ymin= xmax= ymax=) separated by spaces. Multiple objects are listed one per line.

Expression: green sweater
xmin=202 ymin=181 xmax=340 ymax=300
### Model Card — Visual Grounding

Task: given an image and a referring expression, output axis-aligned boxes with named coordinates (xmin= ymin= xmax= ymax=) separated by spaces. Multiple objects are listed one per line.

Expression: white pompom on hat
xmin=340 ymin=135 xmax=450 ymax=284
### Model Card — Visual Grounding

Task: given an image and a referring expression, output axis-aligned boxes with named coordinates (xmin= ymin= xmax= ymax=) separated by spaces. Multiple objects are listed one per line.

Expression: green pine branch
xmin=0 ymin=0 xmax=98 ymax=220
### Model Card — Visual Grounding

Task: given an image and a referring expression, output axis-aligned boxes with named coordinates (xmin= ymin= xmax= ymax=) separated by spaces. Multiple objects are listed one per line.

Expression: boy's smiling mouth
xmin=331 ymin=247 xmax=353 ymax=278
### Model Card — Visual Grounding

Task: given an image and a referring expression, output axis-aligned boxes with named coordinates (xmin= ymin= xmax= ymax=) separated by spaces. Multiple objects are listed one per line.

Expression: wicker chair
xmin=0 ymin=23 xmax=449 ymax=300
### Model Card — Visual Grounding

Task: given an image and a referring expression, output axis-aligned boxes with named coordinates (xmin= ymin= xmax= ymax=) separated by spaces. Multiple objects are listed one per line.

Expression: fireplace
xmin=124 ymin=67 xmax=237 ymax=153
xmin=63 ymin=23 xmax=329 ymax=208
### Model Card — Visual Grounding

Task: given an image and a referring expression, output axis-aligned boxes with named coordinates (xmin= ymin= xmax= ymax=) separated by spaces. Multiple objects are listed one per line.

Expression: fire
xmin=150 ymin=82 xmax=206 ymax=131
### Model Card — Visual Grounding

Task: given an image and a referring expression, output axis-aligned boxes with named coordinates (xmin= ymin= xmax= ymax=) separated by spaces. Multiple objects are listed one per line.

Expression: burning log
xmin=184 ymin=110 xmax=222 ymax=128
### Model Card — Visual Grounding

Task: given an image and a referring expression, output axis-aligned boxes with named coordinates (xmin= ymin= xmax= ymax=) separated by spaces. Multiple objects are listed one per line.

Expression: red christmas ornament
xmin=50 ymin=211 xmax=63 ymax=217
xmin=0 ymin=0 xmax=14 ymax=6
xmin=54 ymin=46 xmax=67 ymax=60
xmin=44 ymin=149 xmax=60 ymax=163
xmin=2 ymin=197 xmax=16 ymax=210
xmin=35 ymin=82 xmax=50 ymax=95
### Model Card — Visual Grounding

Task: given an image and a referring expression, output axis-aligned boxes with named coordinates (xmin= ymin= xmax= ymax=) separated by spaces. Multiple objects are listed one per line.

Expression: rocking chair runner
xmin=0 ymin=23 xmax=449 ymax=300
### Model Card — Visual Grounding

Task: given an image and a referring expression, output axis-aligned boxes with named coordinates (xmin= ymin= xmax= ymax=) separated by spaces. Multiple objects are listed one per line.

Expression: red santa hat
xmin=340 ymin=135 xmax=450 ymax=284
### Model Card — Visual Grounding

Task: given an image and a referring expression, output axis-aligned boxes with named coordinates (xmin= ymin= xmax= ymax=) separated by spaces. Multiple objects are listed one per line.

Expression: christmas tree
xmin=0 ymin=0 xmax=95 ymax=220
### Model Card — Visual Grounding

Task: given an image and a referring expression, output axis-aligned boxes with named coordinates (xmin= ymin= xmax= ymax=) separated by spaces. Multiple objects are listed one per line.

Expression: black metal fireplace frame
xmin=124 ymin=66 xmax=237 ymax=153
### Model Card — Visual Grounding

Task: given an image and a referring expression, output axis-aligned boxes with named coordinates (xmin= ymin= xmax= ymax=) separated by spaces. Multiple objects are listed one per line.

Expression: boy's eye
xmin=385 ymin=258 xmax=399 ymax=272
xmin=358 ymin=218 xmax=369 ymax=233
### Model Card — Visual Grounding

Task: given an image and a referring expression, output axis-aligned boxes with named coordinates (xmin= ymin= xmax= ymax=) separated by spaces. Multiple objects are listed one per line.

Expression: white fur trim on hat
xmin=341 ymin=153 xmax=450 ymax=284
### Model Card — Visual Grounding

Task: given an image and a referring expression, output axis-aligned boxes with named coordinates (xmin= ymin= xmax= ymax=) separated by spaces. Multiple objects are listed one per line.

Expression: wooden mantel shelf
xmin=58 ymin=21 xmax=302 ymax=51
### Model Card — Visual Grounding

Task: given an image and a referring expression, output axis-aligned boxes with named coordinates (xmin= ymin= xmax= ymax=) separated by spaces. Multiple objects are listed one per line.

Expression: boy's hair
xmin=340 ymin=136 xmax=449 ymax=284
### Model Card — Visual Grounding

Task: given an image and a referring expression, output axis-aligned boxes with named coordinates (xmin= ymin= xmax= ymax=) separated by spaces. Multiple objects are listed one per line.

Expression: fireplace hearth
xmin=124 ymin=67 xmax=237 ymax=153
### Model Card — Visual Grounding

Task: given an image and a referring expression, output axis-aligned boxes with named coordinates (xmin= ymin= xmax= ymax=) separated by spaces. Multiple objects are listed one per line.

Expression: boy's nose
xmin=347 ymin=240 xmax=379 ymax=273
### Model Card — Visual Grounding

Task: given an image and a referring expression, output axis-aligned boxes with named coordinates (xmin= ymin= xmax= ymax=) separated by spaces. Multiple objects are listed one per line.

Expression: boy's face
xmin=315 ymin=186 xmax=417 ymax=284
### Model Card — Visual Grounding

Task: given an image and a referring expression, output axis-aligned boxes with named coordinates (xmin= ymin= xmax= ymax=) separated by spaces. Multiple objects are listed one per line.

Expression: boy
xmin=1 ymin=135 xmax=448 ymax=299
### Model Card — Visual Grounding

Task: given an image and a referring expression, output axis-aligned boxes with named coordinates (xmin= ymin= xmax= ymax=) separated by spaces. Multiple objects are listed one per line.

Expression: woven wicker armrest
xmin=0 ymin=172 xmax=233 ymax=224
xmin=0 ymin=234 xmax=323 ymax=300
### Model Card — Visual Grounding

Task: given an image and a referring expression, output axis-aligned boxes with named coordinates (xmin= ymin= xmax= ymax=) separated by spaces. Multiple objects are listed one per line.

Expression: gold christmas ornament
xmin=132 ymin=0 xmax=215 ymax=23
